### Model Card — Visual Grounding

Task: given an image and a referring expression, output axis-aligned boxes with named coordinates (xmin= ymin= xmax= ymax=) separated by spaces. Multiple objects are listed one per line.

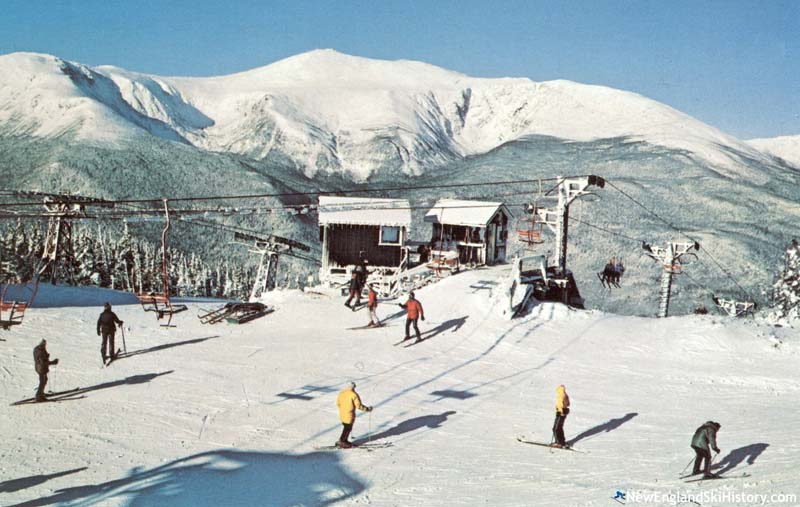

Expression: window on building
xmin=379 ymin=226 xmax=402 ymax=246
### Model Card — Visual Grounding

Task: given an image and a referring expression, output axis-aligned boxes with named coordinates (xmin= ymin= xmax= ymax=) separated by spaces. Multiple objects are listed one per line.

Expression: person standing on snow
xmin=399 ymin=291 xmax=425 ymax=342
xmin=336 ymin=381 xmax=372 ymax=448
xmin=355 ymin=258 xmax=369 ymax=288
xmin=97 ymin=302 xmax=123 ymax=363
xmin=690 ymin=421 xmax=721 ymax=477
xmin=33 ymin=339 xmax=59 ymax=402
xmin=344 ymin=272 xmax=362 ymax=309
xmin=367 ymin=284 xmax=381 ymax=327
xmin=552 ymin=384 xmax=570 ymax=448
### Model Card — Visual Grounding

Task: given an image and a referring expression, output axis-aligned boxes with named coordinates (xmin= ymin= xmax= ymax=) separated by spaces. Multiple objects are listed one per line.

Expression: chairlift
xmin=0 ymin=289 xmax=28 ymax=330
xmin=597 ymin=256 xmax=625 ymax=289
xmin=135 ymin=199 xmax=188 ymax=327
xmin=0 ymin=260 xmax=45 ymax=330
xmin=517 ymin=203 xmax=544 ymax=245
xmin=712 ymin=295 xmax=756 ymax=317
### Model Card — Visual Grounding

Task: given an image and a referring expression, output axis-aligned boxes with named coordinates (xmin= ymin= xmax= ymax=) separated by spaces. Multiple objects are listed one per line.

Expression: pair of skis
xmin=11 ymin=387 xmax=85 ymax=406
xmin=103 ymin=348 xmax=122 ymax=367
xmin=315 ymin=441 xmax=393 ymax=452
xmin=679 ymin=472 xmax=751 ymax=482
xmin=516 ymin=436 xmax=585 ymax=453
xmin=392 ymin=336 xmax=425 ymax=347
xmin=346 ymin=323 xmax=385 ymax=331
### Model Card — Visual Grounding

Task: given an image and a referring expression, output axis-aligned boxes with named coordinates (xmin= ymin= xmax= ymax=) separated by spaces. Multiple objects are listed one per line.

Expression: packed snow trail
xmin=0 ymin=266 xmax=798 ymax=506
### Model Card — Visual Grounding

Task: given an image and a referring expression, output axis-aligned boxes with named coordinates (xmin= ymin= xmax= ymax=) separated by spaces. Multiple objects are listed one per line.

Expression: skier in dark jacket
xmin=97 ymin=302 xmax=123 ymax=362
xmin=33 ymin=339 xmax=58 ymax=402
xmin=691 ymin=421 xmax=721 ymax=477
xmin=344 ymin=272 xmax=362 ymax=309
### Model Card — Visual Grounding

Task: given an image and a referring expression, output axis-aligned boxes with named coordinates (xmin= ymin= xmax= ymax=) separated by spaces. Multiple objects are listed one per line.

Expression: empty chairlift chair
xmin=135 ymin=200 xmax=187 ymax=327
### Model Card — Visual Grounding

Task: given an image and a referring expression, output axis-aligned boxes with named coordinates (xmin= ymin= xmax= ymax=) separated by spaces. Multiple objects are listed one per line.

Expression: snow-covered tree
xmin=767 ymin=239 xmax=800 ymax=324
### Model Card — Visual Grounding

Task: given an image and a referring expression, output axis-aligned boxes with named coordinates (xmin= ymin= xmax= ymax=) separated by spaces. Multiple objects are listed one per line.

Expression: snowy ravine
xmin=1 ymin=266 xmax=798 ymax=506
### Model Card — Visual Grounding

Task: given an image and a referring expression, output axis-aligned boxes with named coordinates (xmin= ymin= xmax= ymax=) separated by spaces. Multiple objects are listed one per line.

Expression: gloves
xmin=713 ymin=447 xmax=720 ymax=454
xmin=51 ymin=358 xmax=59 ymax=365
xmin=97 ymin=331 xmax=100 ymax=336
xmin=367 ymin=406 xmax=373 ymax=412
xmin=421 ymin=316 xmax=425 ymax=321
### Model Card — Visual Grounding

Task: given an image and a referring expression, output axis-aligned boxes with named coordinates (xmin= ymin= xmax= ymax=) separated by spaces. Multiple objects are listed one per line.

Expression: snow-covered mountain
xmin=1 ymin=49 xmax=798 ymax=317
xmin=0 ymin=49 xmax=786 ymax=180
xmin=748 ymin=135 xmax=800 ymax=168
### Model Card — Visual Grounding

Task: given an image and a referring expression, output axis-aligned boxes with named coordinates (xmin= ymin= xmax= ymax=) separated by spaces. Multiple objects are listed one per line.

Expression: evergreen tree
xmin=767 ymin=239 xmax=800 ymax=323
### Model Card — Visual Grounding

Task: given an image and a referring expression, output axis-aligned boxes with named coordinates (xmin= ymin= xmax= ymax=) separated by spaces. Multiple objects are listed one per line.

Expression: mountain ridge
xmin=1 ymin=49 xmax=790 ymax=181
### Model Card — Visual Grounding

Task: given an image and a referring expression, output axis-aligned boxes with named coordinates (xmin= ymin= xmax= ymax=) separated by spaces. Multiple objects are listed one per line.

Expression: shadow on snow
xmin=6 ymin=449 xmax=365 ymax=507
xmin=0 ymin=467 xmax=87 ymax=494
xmin=713 ymin=443 xmax=769 ymax=476
xmin=354 ymin=411 xmax=457 ymax=445
xmin=567 ymin=412 xmax=638 ymax=446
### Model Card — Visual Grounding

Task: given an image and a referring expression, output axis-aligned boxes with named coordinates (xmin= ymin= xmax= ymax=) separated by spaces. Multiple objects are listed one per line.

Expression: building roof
xmin=424 ymin=199 xmax=511 ymax=227
xmin=318 ymin=196 xmax=412 ymax=227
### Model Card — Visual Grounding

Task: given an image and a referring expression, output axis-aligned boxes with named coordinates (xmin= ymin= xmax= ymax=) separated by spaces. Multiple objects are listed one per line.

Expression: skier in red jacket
xmin=399 ymin=291 xmax=425 ymax=342
xmin=367 ymin=284 xmax=381 ymax=327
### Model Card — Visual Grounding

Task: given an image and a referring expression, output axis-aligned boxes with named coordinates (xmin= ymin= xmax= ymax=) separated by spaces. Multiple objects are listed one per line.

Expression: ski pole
xmin=368 ymin=409 xmax=373 ymax=444
xmin=680 ymin=456 xmax=695 ymax=475
xmin=121 ymin=326 xmax=127 ymax=354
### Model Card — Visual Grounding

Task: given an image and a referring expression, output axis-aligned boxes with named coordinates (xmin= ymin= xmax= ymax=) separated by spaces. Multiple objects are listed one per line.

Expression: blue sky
xmin=1 ymin=0 xmax=797 ymax=139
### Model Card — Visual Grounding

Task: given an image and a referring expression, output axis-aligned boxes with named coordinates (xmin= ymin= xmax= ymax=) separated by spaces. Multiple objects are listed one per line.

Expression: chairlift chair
xmin=517 ymin=204 xmax=544 ymax=245
xmin=135 ymin=199 xmax=188 ymax=327
xmin=0 ymin=271 xmax=42 ymax=330
xmin=0 ymin=299 xmax=27 ymax=330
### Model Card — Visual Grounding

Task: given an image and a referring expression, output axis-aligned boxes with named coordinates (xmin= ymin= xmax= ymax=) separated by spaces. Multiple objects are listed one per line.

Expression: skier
xmin=97 ymin=302 xmax=123 ymax=363
xmin=336 ymin=381 xmax=372 ymax=448
xmin=613 ymin=259 xmax=625 ymax=284
xmin=552 ymin=384 xmax=570 ymax=448
xmin=367 ymin=284 xmax=381 ymax=327
xmin=354 ymin=258 xmax=369 ymax=288
xmin=601 ymin=259 xmax=615 ymax=286
xmin=344 ymin=272 xmax=361 ymax=309
xmin=690 ymin=421 xmax=721 ymax=478
xmin=399 ymin=291 xmax=425 ymax=342
xmin=33 ymin=339 xmax=58 ymax=402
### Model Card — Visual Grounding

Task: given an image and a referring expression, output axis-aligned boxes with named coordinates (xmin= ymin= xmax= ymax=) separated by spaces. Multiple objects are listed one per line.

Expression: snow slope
xmin=1 ymin=267 xmax=798 ymax=506
xmin=748 ymin=135 xmax=800 ymax=168
xmin=0 ymin=49 xmax=779 ymax=180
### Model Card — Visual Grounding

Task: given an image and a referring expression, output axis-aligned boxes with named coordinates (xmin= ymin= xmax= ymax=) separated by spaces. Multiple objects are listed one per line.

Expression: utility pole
xmin=642 ymin=241 xmax=699 ymax=318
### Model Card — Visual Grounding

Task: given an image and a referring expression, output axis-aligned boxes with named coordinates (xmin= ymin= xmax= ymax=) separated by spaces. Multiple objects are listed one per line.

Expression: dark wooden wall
xmin=323 ymin=225 xmax=404 ymax=267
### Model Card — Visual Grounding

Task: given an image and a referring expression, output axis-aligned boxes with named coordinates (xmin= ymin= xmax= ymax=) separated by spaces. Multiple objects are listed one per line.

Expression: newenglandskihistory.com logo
xmin=612 ymin=488 xmax=797 ymax=505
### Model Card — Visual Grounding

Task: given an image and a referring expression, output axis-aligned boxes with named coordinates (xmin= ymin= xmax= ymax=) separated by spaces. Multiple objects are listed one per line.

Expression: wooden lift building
xmin=424 ymin=199 xmax=512 ymax=266
xmin=319 ymin=196 xmax=411 ymax=282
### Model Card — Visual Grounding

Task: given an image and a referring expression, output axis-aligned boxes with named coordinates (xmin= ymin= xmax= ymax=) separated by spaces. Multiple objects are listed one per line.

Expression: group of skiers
xmin=29 ymin=292 xmax=723 ymax=480
xmin=600 ymin=257 xmax=625 ymax=286
xmin=29 ymin=302 xmax=124 ymax=402
xmin=334 ymin=381 xmax=721 ymax=478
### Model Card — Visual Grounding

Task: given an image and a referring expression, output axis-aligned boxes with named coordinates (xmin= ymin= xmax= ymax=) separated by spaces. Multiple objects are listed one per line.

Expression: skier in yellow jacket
xmin=336 ymin=381 xmax=372 ymax=448
xmin=552 ymin=384 xmax=570 ymax=448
